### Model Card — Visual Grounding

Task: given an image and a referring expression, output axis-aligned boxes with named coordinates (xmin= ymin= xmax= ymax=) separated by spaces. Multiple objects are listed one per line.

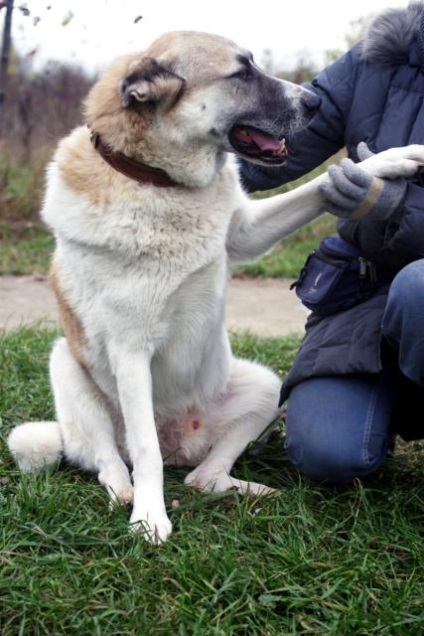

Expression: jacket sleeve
xmin=338 ymin=180 xmax=424 ymax=268
xmin=238 ymin=47 xmax=361 ymax=193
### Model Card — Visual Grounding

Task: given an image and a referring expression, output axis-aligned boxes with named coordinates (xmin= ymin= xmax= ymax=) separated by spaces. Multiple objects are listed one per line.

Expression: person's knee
xmin=284 ymin=375 xmax=392 ymax=484
xmin=383 ymin=261 xmax=424 ymax=379
xmin=285 ymin=422 xmax=385 ymax=485
xmin=386 ymin=260 xmax=424 ymax=310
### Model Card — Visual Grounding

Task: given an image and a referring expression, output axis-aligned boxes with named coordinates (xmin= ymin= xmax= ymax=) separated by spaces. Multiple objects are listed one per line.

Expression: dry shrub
xmin=0 ymin=59 xmax=95 ymax=223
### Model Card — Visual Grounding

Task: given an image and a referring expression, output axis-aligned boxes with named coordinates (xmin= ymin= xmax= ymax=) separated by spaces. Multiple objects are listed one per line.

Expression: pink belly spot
xmin=192 ymin=419 xmax=200 ymax=430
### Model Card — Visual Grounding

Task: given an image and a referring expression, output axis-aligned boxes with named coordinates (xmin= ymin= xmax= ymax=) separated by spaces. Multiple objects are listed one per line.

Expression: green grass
xmin=1 ymin=328 xmax=424 ymax=635
xmin=0 ymin=222 xmax=54 ymax=276
xmin=0 ymin=153 xmax=48 ymax=223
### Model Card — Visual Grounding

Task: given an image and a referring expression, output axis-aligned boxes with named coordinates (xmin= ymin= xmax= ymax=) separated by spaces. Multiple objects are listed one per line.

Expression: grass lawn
xmin=1 ymin=328 xmax=424 ymax=635
xmin=0 ymin=222 xmax=54 ymax=276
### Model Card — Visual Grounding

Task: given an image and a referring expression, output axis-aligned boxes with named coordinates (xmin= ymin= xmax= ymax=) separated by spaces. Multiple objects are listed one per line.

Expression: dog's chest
xmin=56 ymin=183 xmax=232 ymax=339
xmin=99 ymin=248 xmax=227 ymax=337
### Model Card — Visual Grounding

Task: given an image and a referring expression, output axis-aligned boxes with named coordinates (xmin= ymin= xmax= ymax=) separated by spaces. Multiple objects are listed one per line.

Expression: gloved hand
xmin=319 ymin=143 xmax=407 ymax=220
xmin=357 ymin=141 xmax=374 ymax=161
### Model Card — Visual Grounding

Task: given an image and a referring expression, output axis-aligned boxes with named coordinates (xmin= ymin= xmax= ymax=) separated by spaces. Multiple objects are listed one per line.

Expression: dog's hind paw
xmin=185 ymin=464 xmax=276 ymax=497
xmin=184 ymin=465 xmax=233 ymax=492
xmin=230 ymin=478 xmax=277 ymax=497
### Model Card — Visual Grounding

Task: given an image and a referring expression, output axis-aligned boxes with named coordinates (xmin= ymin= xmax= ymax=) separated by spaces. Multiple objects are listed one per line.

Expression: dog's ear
xmin=120 ymin=58 xmax=185 ymax=108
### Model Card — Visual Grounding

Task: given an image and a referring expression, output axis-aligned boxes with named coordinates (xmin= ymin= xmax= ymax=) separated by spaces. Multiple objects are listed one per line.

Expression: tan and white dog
xmin=7 ymin=31 xmax=424 ymax=543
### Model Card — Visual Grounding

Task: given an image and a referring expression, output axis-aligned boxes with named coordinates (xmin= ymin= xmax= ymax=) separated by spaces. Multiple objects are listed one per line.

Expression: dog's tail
xmin=7 ymin=421 xmax=63 ymax=473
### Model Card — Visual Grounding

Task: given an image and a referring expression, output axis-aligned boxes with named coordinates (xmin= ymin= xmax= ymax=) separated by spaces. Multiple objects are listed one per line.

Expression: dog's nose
xmin=300 ymin=89 xmax=321 ymax=114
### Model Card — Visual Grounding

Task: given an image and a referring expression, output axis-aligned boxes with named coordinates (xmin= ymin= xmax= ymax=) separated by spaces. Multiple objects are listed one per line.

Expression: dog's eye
xmin=230 ymin=67 xmax=251 ymax=81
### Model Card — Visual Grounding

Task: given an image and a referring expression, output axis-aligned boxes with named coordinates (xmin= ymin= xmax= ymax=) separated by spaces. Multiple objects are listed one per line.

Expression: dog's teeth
xmin=278 ymin=138 xmax=287 ymax=155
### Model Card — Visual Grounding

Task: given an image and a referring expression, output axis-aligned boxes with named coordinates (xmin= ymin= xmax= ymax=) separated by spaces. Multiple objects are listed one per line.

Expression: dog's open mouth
xmin=229 ymin=125 xmax=287 ymax=164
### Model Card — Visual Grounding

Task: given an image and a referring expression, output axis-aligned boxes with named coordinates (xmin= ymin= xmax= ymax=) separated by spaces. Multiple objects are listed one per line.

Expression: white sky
xmin=9 ymin=0 xmax=410 ymax=73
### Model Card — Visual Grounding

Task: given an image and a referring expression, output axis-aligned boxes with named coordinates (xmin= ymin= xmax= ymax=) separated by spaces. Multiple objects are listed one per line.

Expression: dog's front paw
xmin=107 ymin=485 xmax=134 ymax=510
xmin=129 ymin=508 xmax=173 ymax=545
xmin=98 ymin=466 xmax=134 ymax=507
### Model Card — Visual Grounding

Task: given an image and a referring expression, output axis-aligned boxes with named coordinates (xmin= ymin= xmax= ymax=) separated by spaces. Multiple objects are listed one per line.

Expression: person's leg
xmin=382 ymin=259 xmax=424 ymax=388
xmin=285 ymin=370 xmax=398 ymax=484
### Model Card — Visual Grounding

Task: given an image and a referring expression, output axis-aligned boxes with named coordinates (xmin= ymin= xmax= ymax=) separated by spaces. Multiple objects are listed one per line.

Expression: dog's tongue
xmin=233 ymin=127 xmax=287 ymax=155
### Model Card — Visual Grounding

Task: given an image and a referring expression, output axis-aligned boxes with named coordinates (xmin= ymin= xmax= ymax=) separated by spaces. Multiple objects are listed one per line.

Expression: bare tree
xmin=0 ymin=0 xmax=14 ymax=127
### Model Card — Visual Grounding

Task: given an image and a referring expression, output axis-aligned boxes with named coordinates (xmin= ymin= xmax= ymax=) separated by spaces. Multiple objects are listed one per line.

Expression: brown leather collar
xmin=90 ymin=131 xmax=180 ymax=188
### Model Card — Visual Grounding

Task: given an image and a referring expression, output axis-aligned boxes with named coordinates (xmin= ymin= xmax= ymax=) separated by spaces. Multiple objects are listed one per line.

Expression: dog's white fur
xmin=7 ymin=31 xmax=424 ymax=543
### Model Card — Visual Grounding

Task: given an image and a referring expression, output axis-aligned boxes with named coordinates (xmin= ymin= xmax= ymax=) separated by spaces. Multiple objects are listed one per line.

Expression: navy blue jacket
xmin=240 ymin=4 xmax=424 ymax=438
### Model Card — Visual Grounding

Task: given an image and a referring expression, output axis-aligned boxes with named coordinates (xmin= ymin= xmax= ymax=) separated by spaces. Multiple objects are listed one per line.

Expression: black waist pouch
xmin=291 ymin=236 xmax=395 ymax=317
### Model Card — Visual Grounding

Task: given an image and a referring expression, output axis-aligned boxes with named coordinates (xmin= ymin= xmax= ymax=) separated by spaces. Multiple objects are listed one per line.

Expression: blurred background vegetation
xmin=0 ymin=2 xmax=365 ymax=277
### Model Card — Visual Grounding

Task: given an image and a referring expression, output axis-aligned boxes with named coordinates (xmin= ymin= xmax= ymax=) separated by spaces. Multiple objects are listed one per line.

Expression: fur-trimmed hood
xmin=361 ymin=1 xmax=424 ymax=66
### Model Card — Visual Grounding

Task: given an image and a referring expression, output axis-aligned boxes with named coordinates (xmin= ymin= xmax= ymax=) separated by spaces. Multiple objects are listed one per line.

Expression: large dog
xmin=7 ymin=31 xmax=424 ymax=543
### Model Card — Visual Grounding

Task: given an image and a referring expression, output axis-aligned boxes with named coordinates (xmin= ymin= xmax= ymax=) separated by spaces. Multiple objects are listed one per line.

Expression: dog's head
xmin=84 ymin=31 xmax=320 ymax=181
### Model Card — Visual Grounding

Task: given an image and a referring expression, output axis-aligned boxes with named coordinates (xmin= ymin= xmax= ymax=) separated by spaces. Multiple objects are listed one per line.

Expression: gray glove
xmin=357 ymin=141 xmax=374 ymax=161
xmin=319 ymin=143 xmax=407 ymax=220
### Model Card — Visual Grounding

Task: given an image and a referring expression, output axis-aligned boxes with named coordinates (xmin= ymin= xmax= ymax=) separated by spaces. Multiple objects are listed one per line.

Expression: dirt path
xmin=0 ymin=275 xmax=309 ymax=337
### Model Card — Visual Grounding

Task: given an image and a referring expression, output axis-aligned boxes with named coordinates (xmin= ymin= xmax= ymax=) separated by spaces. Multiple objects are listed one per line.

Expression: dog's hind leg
xmin=184 ymin=357 xmax=281 ymax=496
xmin=49 ymin=338 xmax=134 ymax=505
